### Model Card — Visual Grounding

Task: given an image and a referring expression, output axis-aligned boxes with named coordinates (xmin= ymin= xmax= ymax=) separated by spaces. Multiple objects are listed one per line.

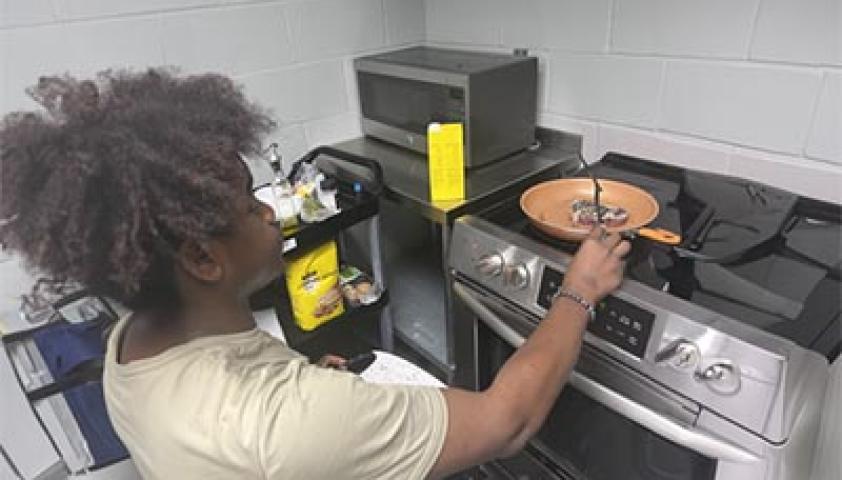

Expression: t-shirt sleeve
xmin=254 ymin=359 xmax=448 ymax=480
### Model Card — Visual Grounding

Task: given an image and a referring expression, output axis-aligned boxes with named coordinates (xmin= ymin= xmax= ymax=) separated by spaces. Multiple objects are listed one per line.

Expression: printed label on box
xmin=427 ymin=123 xmax=465 ymax=202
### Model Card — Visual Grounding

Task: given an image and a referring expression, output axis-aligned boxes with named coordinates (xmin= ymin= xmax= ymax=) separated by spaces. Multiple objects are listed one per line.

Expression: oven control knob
xmin=696 ymin=361 xmax=741 ymax=395
xmin=476 ymin=253 xmax=505 ymax=277
xmin=655 ymin=339 xmax=701 ymax=371
xmin=504 ymin=264 xmax=530 ymax=290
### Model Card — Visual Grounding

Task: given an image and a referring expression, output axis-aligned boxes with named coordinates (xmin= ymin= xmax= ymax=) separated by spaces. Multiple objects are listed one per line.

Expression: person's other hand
xmin=561 ymin=227 xmax=631 ymax=305
xmin=316 ymin=354 xmax=347 ymax=369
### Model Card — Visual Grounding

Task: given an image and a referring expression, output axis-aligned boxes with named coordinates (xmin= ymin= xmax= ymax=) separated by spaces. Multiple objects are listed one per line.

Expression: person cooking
xmin=0 ymin=69 xmax=630 ymax=479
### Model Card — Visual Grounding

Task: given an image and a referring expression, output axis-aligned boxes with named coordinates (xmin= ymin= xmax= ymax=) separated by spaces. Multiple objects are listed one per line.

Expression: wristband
xmin=553 ymin=287 xmax=596 ymax=322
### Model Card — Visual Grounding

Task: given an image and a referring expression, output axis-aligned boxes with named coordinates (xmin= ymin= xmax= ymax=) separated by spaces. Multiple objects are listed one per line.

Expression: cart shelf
xmin=281 ymin=189 xmax=378 ymax=259
xmin=276 ymin=289 xmax=389 ymax=355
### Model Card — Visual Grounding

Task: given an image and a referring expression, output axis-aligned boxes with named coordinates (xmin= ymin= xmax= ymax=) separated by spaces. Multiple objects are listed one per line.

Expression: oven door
xmin=452 ymin=280 xmax=761 ymax=480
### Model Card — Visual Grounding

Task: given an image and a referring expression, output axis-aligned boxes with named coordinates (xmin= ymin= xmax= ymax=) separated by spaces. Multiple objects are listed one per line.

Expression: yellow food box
xmin=284 ymin=241 xmax=344 ymax=331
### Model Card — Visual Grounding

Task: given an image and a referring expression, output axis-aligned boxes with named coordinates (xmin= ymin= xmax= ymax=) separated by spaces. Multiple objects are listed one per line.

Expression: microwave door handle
xmin=452 ymin=282 xmax=761 ymax=465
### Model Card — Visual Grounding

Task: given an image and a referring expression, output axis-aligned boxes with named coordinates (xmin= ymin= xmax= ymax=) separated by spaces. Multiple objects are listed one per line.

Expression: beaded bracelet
xmin=553 ymin=287 xmax=596 ymax=322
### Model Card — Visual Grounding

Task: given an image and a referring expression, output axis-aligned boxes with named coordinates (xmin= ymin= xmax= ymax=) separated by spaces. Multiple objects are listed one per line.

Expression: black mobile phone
xmin=345 ymin=352 xmax=376 ymax=374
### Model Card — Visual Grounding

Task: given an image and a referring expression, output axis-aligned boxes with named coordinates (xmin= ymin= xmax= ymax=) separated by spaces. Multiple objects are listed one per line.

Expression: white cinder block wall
xmin=0 ymin=0 xmax=425 ymax=168
xmin=425 ymin=0 xmax=842 ymax=204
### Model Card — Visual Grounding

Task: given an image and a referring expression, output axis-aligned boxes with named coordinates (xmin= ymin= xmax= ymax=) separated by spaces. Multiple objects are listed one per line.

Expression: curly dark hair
xmin=0 ymin=68 xmax=275 ymax=310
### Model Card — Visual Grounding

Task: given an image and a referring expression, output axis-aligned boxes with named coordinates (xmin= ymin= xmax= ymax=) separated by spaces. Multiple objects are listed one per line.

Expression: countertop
xmin=330 ymin=128 xmax=582 ymax=224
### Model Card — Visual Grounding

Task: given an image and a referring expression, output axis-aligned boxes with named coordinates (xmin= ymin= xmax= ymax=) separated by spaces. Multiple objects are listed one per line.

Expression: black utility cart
xmin=250 ymin=146 xmax=394 ymax=362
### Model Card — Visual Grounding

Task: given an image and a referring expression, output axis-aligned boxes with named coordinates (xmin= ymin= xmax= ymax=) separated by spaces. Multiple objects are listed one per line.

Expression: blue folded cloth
xmin=32 ymin=321 xmax=104 ymax=377
xmin=32 ymin=320 xmax=128 ymax=468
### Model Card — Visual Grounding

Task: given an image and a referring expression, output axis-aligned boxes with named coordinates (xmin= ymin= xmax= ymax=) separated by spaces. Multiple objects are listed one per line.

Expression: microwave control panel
xmin=537 ymin=266 xmax=655 ymax=358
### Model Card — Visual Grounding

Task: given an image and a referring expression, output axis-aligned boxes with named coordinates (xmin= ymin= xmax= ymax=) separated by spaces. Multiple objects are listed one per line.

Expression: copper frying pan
xmin=520 ymin=178 xmax=681 ymax=245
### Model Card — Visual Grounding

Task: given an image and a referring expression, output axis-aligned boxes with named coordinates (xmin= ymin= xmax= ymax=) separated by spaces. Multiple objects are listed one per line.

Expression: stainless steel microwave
xmin=354 ymin=46 xmax=537 ymax=168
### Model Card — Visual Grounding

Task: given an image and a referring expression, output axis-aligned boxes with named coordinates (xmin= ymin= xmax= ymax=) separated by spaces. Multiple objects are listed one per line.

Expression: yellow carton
xmin=284 ymin=241 xmax=344 ymax=331
xmin=427 ymin=123 xmax=465 ymax=202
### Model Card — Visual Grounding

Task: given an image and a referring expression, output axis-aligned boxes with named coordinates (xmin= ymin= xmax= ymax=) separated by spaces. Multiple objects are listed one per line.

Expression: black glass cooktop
xmin=480 ymin=153 xmax=842 ymax=361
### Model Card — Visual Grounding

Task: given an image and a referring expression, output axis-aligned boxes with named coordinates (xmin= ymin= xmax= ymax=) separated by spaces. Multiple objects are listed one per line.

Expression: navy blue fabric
xmin=62 ymin=382 xmax=129 ymax=467
xmin=31 ymin=320 xmax=129 ymax=468
xmin=32 ymin=321 xmax=104 ymax=377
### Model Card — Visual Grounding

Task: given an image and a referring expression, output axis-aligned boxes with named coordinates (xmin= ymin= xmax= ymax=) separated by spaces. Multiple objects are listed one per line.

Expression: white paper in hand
xmin=359 ymin=350 xmax=446 ymax=388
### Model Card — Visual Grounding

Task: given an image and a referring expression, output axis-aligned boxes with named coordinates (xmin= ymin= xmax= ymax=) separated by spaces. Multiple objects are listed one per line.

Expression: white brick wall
xmin=289 ymin=0 xmax=385 ymax=62
xmin=660 ymin=61 xmax=822 ymax=155
xmin=612 ymin=0 xmax=759 ymax=58
xmin=426 ymin=0 xmax=500 ymax=46
xmin=384 ymin=0 xmax=426 ymax=46
xmin=159 ymin=4 xmax=294 ymax=75
xmin=3 ymin=1 xmax=836 ymax=201
xmin=426 ymin=0 xmax=842 ymax=204
xmin=548 ymin=54 xmax=663 ymax=128
xmin=751 ymin=0 xmax=841 ymax=65
xmin=0 ymin=0 xmax=57 ymax=27
xmin=0 ymin=0 xmax=425 ymax=169
xmin=499 ymin=0 xmax=613 ymax=53
xmin=807 ymin=72 xmax=842 ymax=163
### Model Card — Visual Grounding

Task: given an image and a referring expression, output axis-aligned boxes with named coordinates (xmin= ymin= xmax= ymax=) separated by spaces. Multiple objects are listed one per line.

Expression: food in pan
xmin=570 ymin=199 xmax=629 ymax=228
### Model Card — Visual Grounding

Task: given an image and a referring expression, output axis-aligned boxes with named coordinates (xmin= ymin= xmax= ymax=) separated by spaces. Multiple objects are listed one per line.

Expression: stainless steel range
xmin=449 ymin=153 xmax=840 ymax=480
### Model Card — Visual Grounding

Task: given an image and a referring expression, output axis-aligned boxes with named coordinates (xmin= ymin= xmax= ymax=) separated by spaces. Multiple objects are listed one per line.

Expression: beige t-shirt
xmin=103 ymin=316 xmax=448 ymax=479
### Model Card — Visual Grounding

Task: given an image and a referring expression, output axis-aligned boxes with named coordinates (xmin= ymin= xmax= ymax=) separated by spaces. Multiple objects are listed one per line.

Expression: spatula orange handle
xmin=637 ymin=227 xmax=682 ymax=245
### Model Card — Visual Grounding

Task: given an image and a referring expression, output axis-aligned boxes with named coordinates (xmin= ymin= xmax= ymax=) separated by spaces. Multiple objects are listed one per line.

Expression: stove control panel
xmin=537 ymin=266 xmax=655 ymax=358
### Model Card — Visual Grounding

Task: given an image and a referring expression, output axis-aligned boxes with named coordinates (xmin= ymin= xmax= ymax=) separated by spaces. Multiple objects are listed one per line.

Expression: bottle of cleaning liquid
xmin=317 ymin=176 xmax=338 ymax=214
xmin=268 ymin=144 xmax=298 ymax=229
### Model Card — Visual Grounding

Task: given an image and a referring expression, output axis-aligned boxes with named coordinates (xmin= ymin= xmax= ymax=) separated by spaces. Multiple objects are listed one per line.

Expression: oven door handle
xmin=453 ymin=282 xmax=761 ymax=464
